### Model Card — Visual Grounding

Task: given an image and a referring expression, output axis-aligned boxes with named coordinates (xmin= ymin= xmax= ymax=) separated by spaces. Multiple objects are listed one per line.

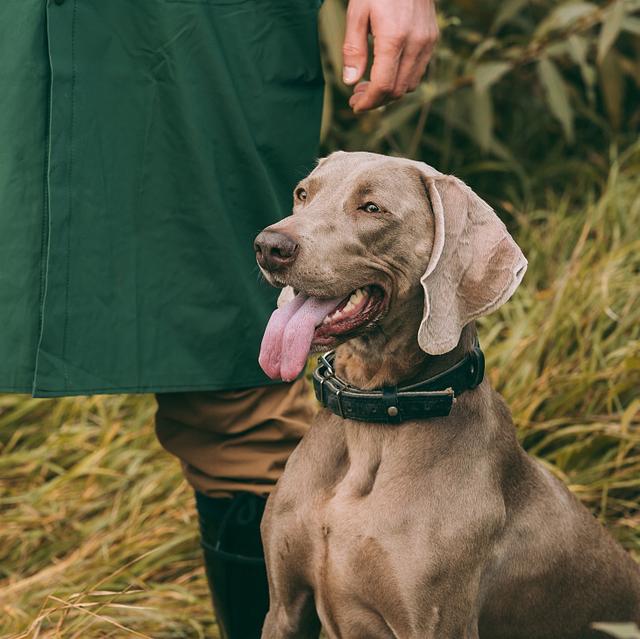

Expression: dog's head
xmin=255 ymin=151 xmax=527 ymax=381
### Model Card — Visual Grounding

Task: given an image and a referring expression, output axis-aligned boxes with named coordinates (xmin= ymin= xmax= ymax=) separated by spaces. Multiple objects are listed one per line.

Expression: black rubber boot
xmin=195 ymin=491 xmax=269 ymax=639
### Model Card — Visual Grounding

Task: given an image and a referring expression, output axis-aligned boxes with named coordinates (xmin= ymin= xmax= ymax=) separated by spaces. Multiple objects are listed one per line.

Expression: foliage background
xmin=1 ymin=0 xmax=639 ymax=637
xmin=320 ymin=0 xmax=640 ymax=202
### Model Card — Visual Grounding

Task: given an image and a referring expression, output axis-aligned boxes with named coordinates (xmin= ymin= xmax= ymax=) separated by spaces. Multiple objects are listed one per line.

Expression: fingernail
xmin=343 ymin=66 xmax=358 ymax=84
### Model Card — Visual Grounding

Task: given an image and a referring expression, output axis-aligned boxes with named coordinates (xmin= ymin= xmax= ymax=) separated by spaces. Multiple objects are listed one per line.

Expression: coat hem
xmin=26 ymin=375 xmax=296 ymax=398
xmin=0 ymin=386 xmax=34 ymax=395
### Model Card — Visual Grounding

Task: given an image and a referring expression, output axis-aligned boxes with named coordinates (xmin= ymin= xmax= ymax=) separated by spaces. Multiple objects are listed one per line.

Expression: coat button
xmin=387 ymin=406 xmax=399 ymax=417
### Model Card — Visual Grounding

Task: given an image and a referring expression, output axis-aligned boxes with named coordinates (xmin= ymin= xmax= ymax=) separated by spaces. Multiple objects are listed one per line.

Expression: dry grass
xmin=0 ymin=394 xmax=215 ymax=639
xmin=1 ymin=150 xmax=639 ymax=637
xmin=484 ymin=143 xmax=640 ymax=554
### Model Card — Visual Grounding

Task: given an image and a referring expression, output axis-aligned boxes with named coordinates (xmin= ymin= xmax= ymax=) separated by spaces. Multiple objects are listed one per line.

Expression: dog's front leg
xmin=413 ymin=609 xmax=479 ymax=639
xmin=409 ymin=568 xmax=484 ymax=639
xmin=261 ymin=495 xmax=321 ymax=639
xmin=261 ymin=539 xmax=320 ymax=638
xmin=261 ymin=591 xmax=321 ymax=639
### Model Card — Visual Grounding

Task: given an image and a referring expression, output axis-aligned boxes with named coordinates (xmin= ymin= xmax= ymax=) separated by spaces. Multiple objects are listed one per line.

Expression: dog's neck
xmin=333 ymin=303 xmax=477 ymax=390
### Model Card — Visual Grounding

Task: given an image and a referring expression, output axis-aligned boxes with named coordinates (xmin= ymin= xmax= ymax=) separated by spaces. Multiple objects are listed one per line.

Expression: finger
xmin=342 ymin=2 xmax=369 ymax=85
xmin=351 ymin=34 xmax=404 ymax=112
xmin=391 ymin=41 xmax=431 ymax=100
xmin=405 ymin=42 xmax=437 ymax=93
xmin=353 ymin=81 xmax=369 ymax=94
xmin=390 ymin=45 xmax=423 ymax=100
xmin=348 ymin=81 xmax=369 ymax=109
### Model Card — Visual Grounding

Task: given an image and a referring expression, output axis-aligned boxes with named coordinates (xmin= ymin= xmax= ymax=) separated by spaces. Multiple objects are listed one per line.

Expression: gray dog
xmin=253 ymin=151 xmax=640 ymax=639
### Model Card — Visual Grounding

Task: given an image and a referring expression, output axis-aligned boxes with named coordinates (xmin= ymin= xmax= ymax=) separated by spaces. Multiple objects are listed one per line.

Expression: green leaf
xmin=591 ymin=623 xmax=640 ymax=639
xmin=621 ymin=15 xmax=640 ymax=36
xmin=319 ymin=80 xmax=333 ymax=144
xmin=537 ymin=58 xmax=574 ymax=141
xmin=599 ymin=50 xmax=625 ymax=129
xmin=536 ymin=2 xmax=597 ymax=37
xmin=318 ymin=0 xmax=347 ymax=78
xmin=567 ymin=34 xmax=588 ymax=67
xmin=470 ymin=87 xmax=494 ymax=151
xmin=469 ymin=38 xmax=499 ymax=64
xmin=473 ymin=62 xmax=511 ymax=93
xmin=598 ymin=0 xmax=626 ymax=64
xmin=546 ymin=42 xmax=571 ymax=58
xmin=568 ymin=35 xmax=596 ymax=97
xmin=491 ymin=0 xmax=529 ymax=33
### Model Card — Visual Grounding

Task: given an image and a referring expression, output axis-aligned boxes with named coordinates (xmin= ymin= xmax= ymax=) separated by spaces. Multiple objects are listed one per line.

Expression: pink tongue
xmin=259 ymin=293 xmax=343 ymax=381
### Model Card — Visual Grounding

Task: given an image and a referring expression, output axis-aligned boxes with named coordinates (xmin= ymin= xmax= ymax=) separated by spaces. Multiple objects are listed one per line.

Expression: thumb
xmin=342 ymin=4 xmax=369 ymax=85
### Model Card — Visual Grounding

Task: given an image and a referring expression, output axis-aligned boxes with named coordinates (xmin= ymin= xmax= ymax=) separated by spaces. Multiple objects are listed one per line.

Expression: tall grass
xmin=1 ymin=146 xmax=638 ymax=638
xmin=486 ymin=143 xmax=640 ymax=553
xmin=0 ymin=395 xmax=214 ymax=639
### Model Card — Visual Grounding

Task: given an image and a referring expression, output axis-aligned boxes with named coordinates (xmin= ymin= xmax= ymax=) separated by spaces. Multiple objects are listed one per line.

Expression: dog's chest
xmin=272 ymin=439 xmax=444 ymax=635
xmin=280 ymin=478 xmax=422 ymax=637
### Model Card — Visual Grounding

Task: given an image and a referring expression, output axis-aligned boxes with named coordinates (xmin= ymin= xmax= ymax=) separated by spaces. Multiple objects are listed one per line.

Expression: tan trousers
xmin=154 ymin=378 xmax=315 ymax=498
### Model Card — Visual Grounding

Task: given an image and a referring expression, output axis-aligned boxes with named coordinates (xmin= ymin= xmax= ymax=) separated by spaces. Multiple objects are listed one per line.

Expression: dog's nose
xmin=254 ymin=230 xmax=299 ymax=272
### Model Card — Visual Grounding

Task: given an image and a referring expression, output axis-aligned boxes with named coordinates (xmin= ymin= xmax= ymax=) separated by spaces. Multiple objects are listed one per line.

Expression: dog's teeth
xmin=348 ymin=288 xmax=366 ymax=306
xmin=321 ymin=288 xmax=371 ymax=326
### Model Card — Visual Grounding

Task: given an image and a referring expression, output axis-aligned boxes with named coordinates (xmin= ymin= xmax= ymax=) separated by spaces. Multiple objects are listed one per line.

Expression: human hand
xmin=342 ymin=0 xmax=439 ymax=113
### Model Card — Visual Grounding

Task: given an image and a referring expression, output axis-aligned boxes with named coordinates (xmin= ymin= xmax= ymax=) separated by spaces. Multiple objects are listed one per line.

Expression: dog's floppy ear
xmin=417 ymin=174 xmax=527 ymax=355
xmin=277 ymin=286 xmax=296 ymax=308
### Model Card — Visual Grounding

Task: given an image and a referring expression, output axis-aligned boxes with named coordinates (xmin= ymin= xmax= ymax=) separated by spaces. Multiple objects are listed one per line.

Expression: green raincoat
xmin=0 ymin=0 xmax=323 ymax=397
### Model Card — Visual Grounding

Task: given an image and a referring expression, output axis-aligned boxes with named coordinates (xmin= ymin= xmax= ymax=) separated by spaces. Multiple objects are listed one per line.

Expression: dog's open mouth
xmin=259 ymin=284 xmax=387 ymax=382
xmin=312 ymin=284 xmax=386 ymax=346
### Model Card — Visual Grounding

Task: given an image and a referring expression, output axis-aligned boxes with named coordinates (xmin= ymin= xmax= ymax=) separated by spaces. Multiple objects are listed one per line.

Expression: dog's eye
xmin=360 ymin=202 xmax=380 ymax=214
xmin=295 ymin=188 xmax=308 ymax=201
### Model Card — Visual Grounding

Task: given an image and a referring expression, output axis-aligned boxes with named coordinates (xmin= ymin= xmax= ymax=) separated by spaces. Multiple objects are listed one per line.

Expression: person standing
xmin=0 ymin=0 xmax=437 ymax=636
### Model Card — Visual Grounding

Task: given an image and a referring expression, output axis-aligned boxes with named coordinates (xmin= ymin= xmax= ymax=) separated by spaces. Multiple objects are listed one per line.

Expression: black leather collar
xmin=312 ymin=343 xmax=485 ymax=424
